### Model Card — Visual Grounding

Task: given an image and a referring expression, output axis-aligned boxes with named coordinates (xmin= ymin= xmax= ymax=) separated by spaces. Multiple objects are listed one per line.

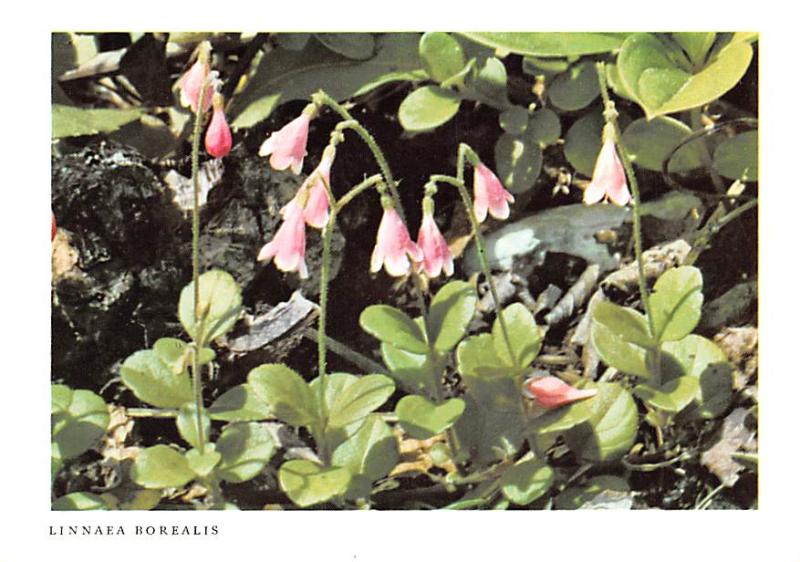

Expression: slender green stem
xmin=334 ymin=174 xmax=383 ymax=211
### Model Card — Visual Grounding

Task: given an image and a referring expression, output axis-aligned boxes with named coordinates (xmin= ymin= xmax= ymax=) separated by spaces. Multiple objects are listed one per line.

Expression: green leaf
xmin=419 ymin=32 xmax=466 ymax=83
xmin=279 ymin=460 xmax=352 ymax=507
xmin=216 ymin=422 xmax=277 ymax=483
xmin=176 ymin=403 xmax=210 ymax=449
xmin=673 ymin=33 xmax=717 ymax=67
xmin=467 ymin=56 xmax=508 ymax=107
xmin=713 ymin=131 xmax=758 ymax=181
xmin=427 ymin=281 xmax=478 ymax=352
xmin=606 ymin=62 xmax=636 ymax=101
xmin=185 ymin=446 xmax=222 ymax=478
xmin=231 ymin=34 xmax=425 ymax=129
xmin=548 ymin=60 xmax=599 ymax=111
xmin=590 ymin=320 xmax=651 ymax=378
xmin=120 ymin=350 xmax=194 ymax=408
xmin=131 ymin=445 xmax=195 ymax=489
xmin=528 ymin=108 xmax=561 ymax=146
xmin=564 ymin=110 xmax=604 ymax=176
xmin=396 ymin=396 xmax=466 ymax=440
xmin=554 ymin=475 xmax=630 ymax=509
xmin=456 ymin=333 xmax=510 ymax=379
xmin=325 ymin=374 xmax=395 ymax=429
xmin=51 ymin=385 xmax=109 ymax=461
xmin=380 ymin=343 xmax=440 ymax=397
xmin=529 ymin=384 xmax=597 ymax=435
xmin=178 ymin=270 xmax=242 ymax=345
xmin=592 ymin=301 xmax=655 ymax=349
xmin=634 ymin=376 xmax=700 ymax=413
xmin=494 ymin=132 xmax=543 ymax=194
xmin=621 ymin=117 xmax=704 ymax=173
xmin=331 ymin=414 xmax=398 ymax=483
xmin=52 ymin=104 xmax=144 ymax=139
xmin=360 ymin=305 xmax=429 ymax=354
xmin=661 ymin=335 xmax=733 ymax=419
xmin=564 ymin=382 xmax=638 ymax=462
xmin=152 ymin=338 xmax=215 ymax=375
xmin=208 ymin=384 xmax=272 ymax=422
xmin=493 ymin=303 xmax=543 ymax=369
xmin=499 ymin=105 xmax=529 ymax=135
xmin=499 ymin=458 xmax=554 ymax=506
xmin=314 ymin=33 xmax=375 ymax=60
xmin=649 ymin=266 xmax=703 ymax=343
xmin=460 ymin=33 xmax=629 ymax=57
xmin=522 ymin=55 xmax=571 ymax=76
xmin=248 ymin=364 xmax=317 ymax=428
xmin=52 ymin=492 xmax=109 ymax=511
xmin=398 ymin=85 xmax=461 ymax=132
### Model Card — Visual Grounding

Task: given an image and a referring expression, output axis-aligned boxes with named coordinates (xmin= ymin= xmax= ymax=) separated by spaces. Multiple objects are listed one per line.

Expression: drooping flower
xmin=295 ymin=146 xmax=335 ymax=229
xmin=473 ymin=163 xmax=514 ymax=223
xmin=523 ymin=376 xmax=598 ymax=409
xmin=177 ymin=43 xmax=214 ymax=114
xmin=257 ymin=199 xmax=308 ymax=279
xmin=583 ymin=135 xmax=630 ymax=206
xmin=204 ymin=93 xmax=232 ymax=158
xmin=416 ymin=201 xmax=454 ymax=278
xmin=370 ymin=203 xmax=423 ymax=277
xmin=259 ymin=106 xmax=316 ymax=175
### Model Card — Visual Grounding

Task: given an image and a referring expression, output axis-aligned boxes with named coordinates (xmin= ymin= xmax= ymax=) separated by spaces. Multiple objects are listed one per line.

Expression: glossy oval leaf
xmin=649 ymin=266 xmax=703 ymax=343
xmin=398 ymin=85 xmax=461 ymax=132
xmin=51 ymin=385 xmax=109 ymax=460
xmin=427 ymin=280 xmax=478 ymax=352
xmin=216 ymin=422 xmax=277 ymax=483
xmin=590 ymin=320 xmax=651 ymax=379
xmin=279 ymin=460 xmax=351 ymax=508
xmin=360 ymin=305 xmax=428 ymax=354
xmin=396 ymin=395 xmax=465 ymax=440
xmin=622 ymin=116 xmax=704 ymax=173
xmin=460 ymin=33 xmax=629 ymax=57
xmin=208 ymin=384 xmax=272 ymax=422
xmin=380 ymin=343 xmax=439 ymax=397
xmin=564 ymin=110 xmax=604 ymax=176
xmin=130 ymin=445 xmax=195 ymax=489
xmin=247 ymin=364 xmax=317 ymax=428
xmin=634 ymin=376 xmax=700 ymax=413
xmin=326 ymin=374 xmax=396 ymax=429
xmin=528 ymin=108 xmax=561 ymax=147
xmin=548 ymin=60 xmax=599 ymax=111
xmin=499 ymin=458 xmax=554 ymax=506
xmin=176 ymin=403 xmax=211 ymax=449
xmin=178 ymin=270 xmax=242 ymax=345
xmin=713 ymin=130 xmax=758 ymax=181
xmin=419 ymin=32 xmax=466 ymax=83
xmin=493 ymin=303 xmax=543 ymax=369
xmin=120 ymin=349 xmax=194 ymax=408
xmin=314 ymin=33 xmax=375 ymax=60
xmin=592 ymin=300 xmax=654 ymax=349
xmin=331 ymin=414 xmax=398 ymax=482
xmin=494 ymin=132 xmax=543 ymax=194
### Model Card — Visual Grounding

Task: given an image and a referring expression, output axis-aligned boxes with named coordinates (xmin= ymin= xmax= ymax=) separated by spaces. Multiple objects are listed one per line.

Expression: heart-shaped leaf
xmin=499 ymin=458 xmax=554 ymax=506
xmin=398 ymin=85 xmax=461 ymax=132
xmin=216 ymin=422 xmax=277 ymax=483
xmin=380 ymin=343 xmax=440 ymax=398
xmin=178 ymin=270 xmax=242 ymax=345
xmin=176 ymin=403 xmax=211 ymax=449
xmin=427 ymin=280 xmax=478 ymax=353
xmin=51 ymin=385 xmax=109 ymax=461
xmin=494 ymin=132 xmax=543 ymax=194
xmin=621 ymin=117 xmax=704 ymax=173
xmin=548 ymin=60 xmax=599 ymax=111
xmin=185 ymin=446 xmax=222 ymax=478
xmin=590 ymin=320 xmax=651 ymax=379
xmin=331 ymin=414 xmax=398 ymax=483
xmin=325 ymin=374 xmax=395 ymax=429
xmin=649 ymin=266 xmax=703 ymax=343
xmin=279 ymin=460 xmax=351 ymax=507
xmin=52 ymin=492 xmax=109 ymax=511
xmin=130 ymin=445 xmax=195 ymax=489
xmin=120 ymin=350 xmax=194 ymax=408
xmin=592 ymin=301 xmax=655 ymax=349
xmin=460 ymin=33 xmax=629 ymax=57
xmin=634 ymin=376 xmax=700 ymax=413
xmin=208 ymin=384 xmax=272 ymax=422
xmin=396 ymin=395 xmax=466 ymax=440
xmin=248 ymin=364 xmax=317 ymax=428
xmin=713 ymin=131 xmax=758 ymax=181
xmin=419 ymin=32 xmax=466 ymax=83
xmin=360 ymin=305 xmax=429 ymax=354
xmin=314 ymin=33 xmax=375 ymax=60
xmin=493 ymin=303 xmax=543 ymax=370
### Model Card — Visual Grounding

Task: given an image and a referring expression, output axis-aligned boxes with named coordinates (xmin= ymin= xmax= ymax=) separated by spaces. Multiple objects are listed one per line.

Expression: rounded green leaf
xmin=178 ymin=270 xmax=242 ymax=344
xmin=51 ymin=385 xmax=109 ymax=460
xmin=649 ymin=266 xmax=703 ymax=343
xmin=216 ymin=422 xmax=277 ymax=483
xmin=185 ymin=446 xmax=222 ymax=478
xmin=326 ymin=374 xmax=395 ymax=429
xmin=564 ymin=382 xmax=638 ymax=462
xmin=499 ymin=105 xmax=529 ymax=135
xmin=120 ymin=349 xmax=194 ymax=408
xmin=461 ymin=33 xmax=629 ymax=57
xmin=427 ymin=280 xmax=478 ymax=353
xmin=634 ymin=376 xmax=700 ymax=413
xmin=456 ymin=333 xmax=509 ymax=379
xmin=381 ymin=343 xmax=440 ymax=397
xmin=494 ymin=132 xmax=543 ymax=194
xmin=592 ymin=301 xmax=654 ymax=349
xmin=279 ymin=460 xmax=352 ymax=507
xmin=621 ymin=117 xmax=704 ymax=173
xmin=331 ymin=414 xmax=398 ymax=482
xmin=470 ymin=57 xmax=509 ymax=107
xmin=315 ymin=33 xmax=375 ymax=60
xmin=564 ymin=110 xmax=604 ymax=177
xmin=493 ymin=303 xmax=543 ymax=369
xmin=248 ymin=364 xmax=317 ymax=428
xmin=398 ymin=85 xmax=461 ymax=132
xmin=713 ymin=131 xmax=758 ymax=181
xmin=208 ymin=384 xmax=272 ymax=422
xmin=176 ymin=403 xmax=211 ymax=449
xmin=419 ymin=32 xmax=466 ymax=83
xmin=52 ymin=492 xmax=109 ymax=511
xmin=360 ymin=305 xmax=428 ymax=354
xmin=548 ymin=60 xmax=599 ymax=111
xmin=528 ymin=108 xmax=561 ymax=146
xmin=396 ymin=396 xmax=465 ymax=440
xmin=591 ymin=320 xmax=651 ymax=379
xmin=499 ymin=458 xmax=554 ymax=506
xmin=529 ymin=382 xmax=597 ymax=435
xmin=131 ymin=445 xmax=195 ymax=489
xmin=153 ymin=338 xmax=215 ymax=375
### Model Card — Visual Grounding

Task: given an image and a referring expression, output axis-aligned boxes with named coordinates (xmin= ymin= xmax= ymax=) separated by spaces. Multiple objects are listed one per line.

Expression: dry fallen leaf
xmin=701 ymin=407 xmax=757 ymax=487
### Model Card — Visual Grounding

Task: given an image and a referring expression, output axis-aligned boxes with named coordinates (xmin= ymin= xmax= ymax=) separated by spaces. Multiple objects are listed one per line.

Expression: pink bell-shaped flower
xmin=177 ymin=43 xmax=214 ymax=114
xmin=257 ymin=199 xmax=309 ymax=279
xmin=259 ymin=107 xmax=316 ymax=175
xmin=583 ymin=136 xmax=630 ymax=206
xmin=523 ymin=376 xmax=598 ymax=409
xmin=370 ymin=203 xmax=423 ymax=277
xmin=205 ymin=93 xmax=232 ymax=158
xmin=416 ymin=201 xmax=454 ymax=278
xmin=296 ymin=146 xmax=335 ymax=229
xmin=473 ymin=163 xmax=514 ymax=223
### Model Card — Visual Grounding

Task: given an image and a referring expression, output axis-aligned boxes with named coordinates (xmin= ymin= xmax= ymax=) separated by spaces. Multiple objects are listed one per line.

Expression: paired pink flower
xmin=523 ymin=376 xmax=598 ymax=409
xmin=473 ymin=163 xmax=514 ymax=223
xmin=295 ymin=148 xmax=334 ymax=229
xmin=583 ymin=138 xmax=630 ymax=206
xmin=259 ymin=112 xmax=312 ymax=175
xmin=371 ymin=205 xmax=423 ymax=277
xmin=177 ymin=45 xmax=214 ymax=114
xmin=204 ymin=93 xmax=232 ymax=158
xmin=416 ymin=209 xmax=454 ymax=278
xmin=257 ymin=199 xmax=308 ymax=279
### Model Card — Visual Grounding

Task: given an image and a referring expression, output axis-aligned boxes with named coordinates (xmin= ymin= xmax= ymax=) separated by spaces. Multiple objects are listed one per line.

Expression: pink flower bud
xmin=523 ymin=376 xmax=598 ymax=409
xmin=416 ymin=211 xmax=454 ymax=278
xmin=473 ymin=163 xmax=514 ymax=223
xmin=257 ymin=200 xmax=308 ymax=279
xmin=370 ymin=206 xmax=423 ymax=277
xmin=204 ymin=94 xmax=232 ymax=158
xmin=259 ymin=113 xmax=311 ymax=175
xmin=583 ymin=138 xmax=630 ymax=206
xmin=177 ymin=58 xmax=214 ymax=114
